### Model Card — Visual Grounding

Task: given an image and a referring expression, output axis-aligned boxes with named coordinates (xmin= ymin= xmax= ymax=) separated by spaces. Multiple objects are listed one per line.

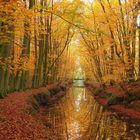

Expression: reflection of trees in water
xmin=58 ymin=87 xmax=140 ymax=140
xmin=84 ymin=103 xmax=140 ymax=140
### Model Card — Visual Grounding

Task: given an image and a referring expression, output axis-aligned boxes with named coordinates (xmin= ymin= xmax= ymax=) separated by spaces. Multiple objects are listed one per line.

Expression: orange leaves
xmin=77 ymin=0 xmax=139 ymax=82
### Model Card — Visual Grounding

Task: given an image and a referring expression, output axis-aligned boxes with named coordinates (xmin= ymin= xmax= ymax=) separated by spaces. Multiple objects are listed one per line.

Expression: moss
xmin=50 ymin=109 xmax=60 ymax=116
xmin=128 ymin=100 xmax=140 ymax=112
xmin=23 ymin=107 xmax=37 ymax=116
xmin=107 ymin=95 xmax=124 ymax=106
xmin=31 ymin=124 xmax=36 ymax=129
xmin=42 ymin=90 xmax=51 ymax=96
xmin=0 ymin=92 xmax=5 ymax=99
xmin=27 ymin=96 xmax=39 ymax=111
xmin=0 ymin=116 xmax=6 ymax=123
xmin=60 ymin=85 xmax=66 ymax=91
xmin=42 ymin=120 xmax=53 ymax=128
xmin=94 ymin=88 xmax=104 ymax=96
xmin=50 ymin=87 xmax=62 ymax=95
xmin=33 ymin=93 xmax=51 ymax=106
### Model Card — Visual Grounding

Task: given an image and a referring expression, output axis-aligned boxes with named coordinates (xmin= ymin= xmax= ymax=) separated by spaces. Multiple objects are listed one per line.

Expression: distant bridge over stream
xmin=73 ymin=79 xmax=85 ymax=87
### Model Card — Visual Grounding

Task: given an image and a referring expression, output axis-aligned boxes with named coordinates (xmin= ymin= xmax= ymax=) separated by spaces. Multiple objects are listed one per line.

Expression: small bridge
xmin=73 ymin=79 xmax=85 ymax=87
xmin=73 ymin=79 xmax=85 ymax=80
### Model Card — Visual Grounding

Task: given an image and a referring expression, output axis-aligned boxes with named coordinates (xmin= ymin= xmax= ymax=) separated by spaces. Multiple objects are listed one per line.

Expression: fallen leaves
xmin=0 ymin=84 xmax=64 ymax=140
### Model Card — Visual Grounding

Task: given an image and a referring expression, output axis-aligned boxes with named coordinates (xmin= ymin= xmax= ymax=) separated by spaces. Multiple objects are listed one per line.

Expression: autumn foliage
xmin=0 ymin=0 xmax=78 ymax=97
xmin=0 ymin=0 xmax=140 ymax=97
xmin=78 ymin=0 xmax=140 ymax=84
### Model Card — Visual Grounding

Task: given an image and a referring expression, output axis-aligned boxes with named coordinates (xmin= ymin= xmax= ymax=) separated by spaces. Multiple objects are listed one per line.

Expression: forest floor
xmin=0 ymin=82 xmax=69 ymax=140
xmin=86 ymin=80 xmax=140 ymax=122
xmin=0 ymin=80 xmax=140 ymax=140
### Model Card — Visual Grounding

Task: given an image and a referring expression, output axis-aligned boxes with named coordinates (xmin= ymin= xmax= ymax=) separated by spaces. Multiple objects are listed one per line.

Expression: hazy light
xmin=81 ymin=0 xmax=93 ymax=4
xmin=137 ymin=13 xmax=140 ymax=27
xmin=120 ymin=0 xmax=128 ymax=4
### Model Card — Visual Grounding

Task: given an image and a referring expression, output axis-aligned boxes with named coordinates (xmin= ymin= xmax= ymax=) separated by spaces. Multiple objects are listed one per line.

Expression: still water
xmin=58 ymin=80 xmax=140 ymax=140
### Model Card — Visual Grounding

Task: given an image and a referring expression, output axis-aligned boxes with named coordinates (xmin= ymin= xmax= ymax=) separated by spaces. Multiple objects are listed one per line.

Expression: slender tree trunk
xmin=43 ymin=16 xmax=49 ymax=85
xmin=0 ymin=10 xmax=14 ymax=97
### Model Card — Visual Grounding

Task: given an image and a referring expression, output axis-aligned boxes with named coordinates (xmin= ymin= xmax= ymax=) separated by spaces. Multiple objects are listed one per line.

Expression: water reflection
xmin=60 ymin=85 xmax=140 ymax=140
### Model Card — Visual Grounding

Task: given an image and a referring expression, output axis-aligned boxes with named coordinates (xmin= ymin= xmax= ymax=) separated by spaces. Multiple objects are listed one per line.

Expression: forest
xmin=0 ymin=0 xmax=140 ymax=140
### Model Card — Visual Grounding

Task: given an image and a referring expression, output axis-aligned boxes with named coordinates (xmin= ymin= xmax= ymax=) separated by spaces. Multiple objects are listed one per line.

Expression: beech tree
xmin=78 ymin=0 xmax=140 ymax=84
xmin=0 ymin=0 xmax=83 ymax=97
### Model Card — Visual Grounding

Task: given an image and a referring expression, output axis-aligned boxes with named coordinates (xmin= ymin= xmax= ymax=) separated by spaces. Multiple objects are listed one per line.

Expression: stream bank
xmin=85 ymin=80 xmax=140 ymax=122
xmin=0 ymin=80 xmax=140 ymax=140
xmin=57 ymin=80 xmax=140 ymax=140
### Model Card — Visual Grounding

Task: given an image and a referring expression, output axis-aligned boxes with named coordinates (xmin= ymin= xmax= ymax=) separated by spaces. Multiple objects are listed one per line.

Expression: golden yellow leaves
xmin=77 ymin=0 xmax=140 ymax=82
xmin=0 ymin=56 xmax=30 ymax=75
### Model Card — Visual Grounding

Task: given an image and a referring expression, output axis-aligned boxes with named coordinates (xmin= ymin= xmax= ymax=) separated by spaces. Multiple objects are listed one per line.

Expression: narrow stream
xmin=56 ymin=80 xmax=140 ymax=140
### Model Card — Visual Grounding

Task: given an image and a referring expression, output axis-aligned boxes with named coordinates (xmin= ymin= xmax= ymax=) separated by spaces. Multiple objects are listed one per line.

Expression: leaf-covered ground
xmin=86 ymin=80 xmax=140 ymax=122
xmin=0 ymin=84 xmax=63 ymax=140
